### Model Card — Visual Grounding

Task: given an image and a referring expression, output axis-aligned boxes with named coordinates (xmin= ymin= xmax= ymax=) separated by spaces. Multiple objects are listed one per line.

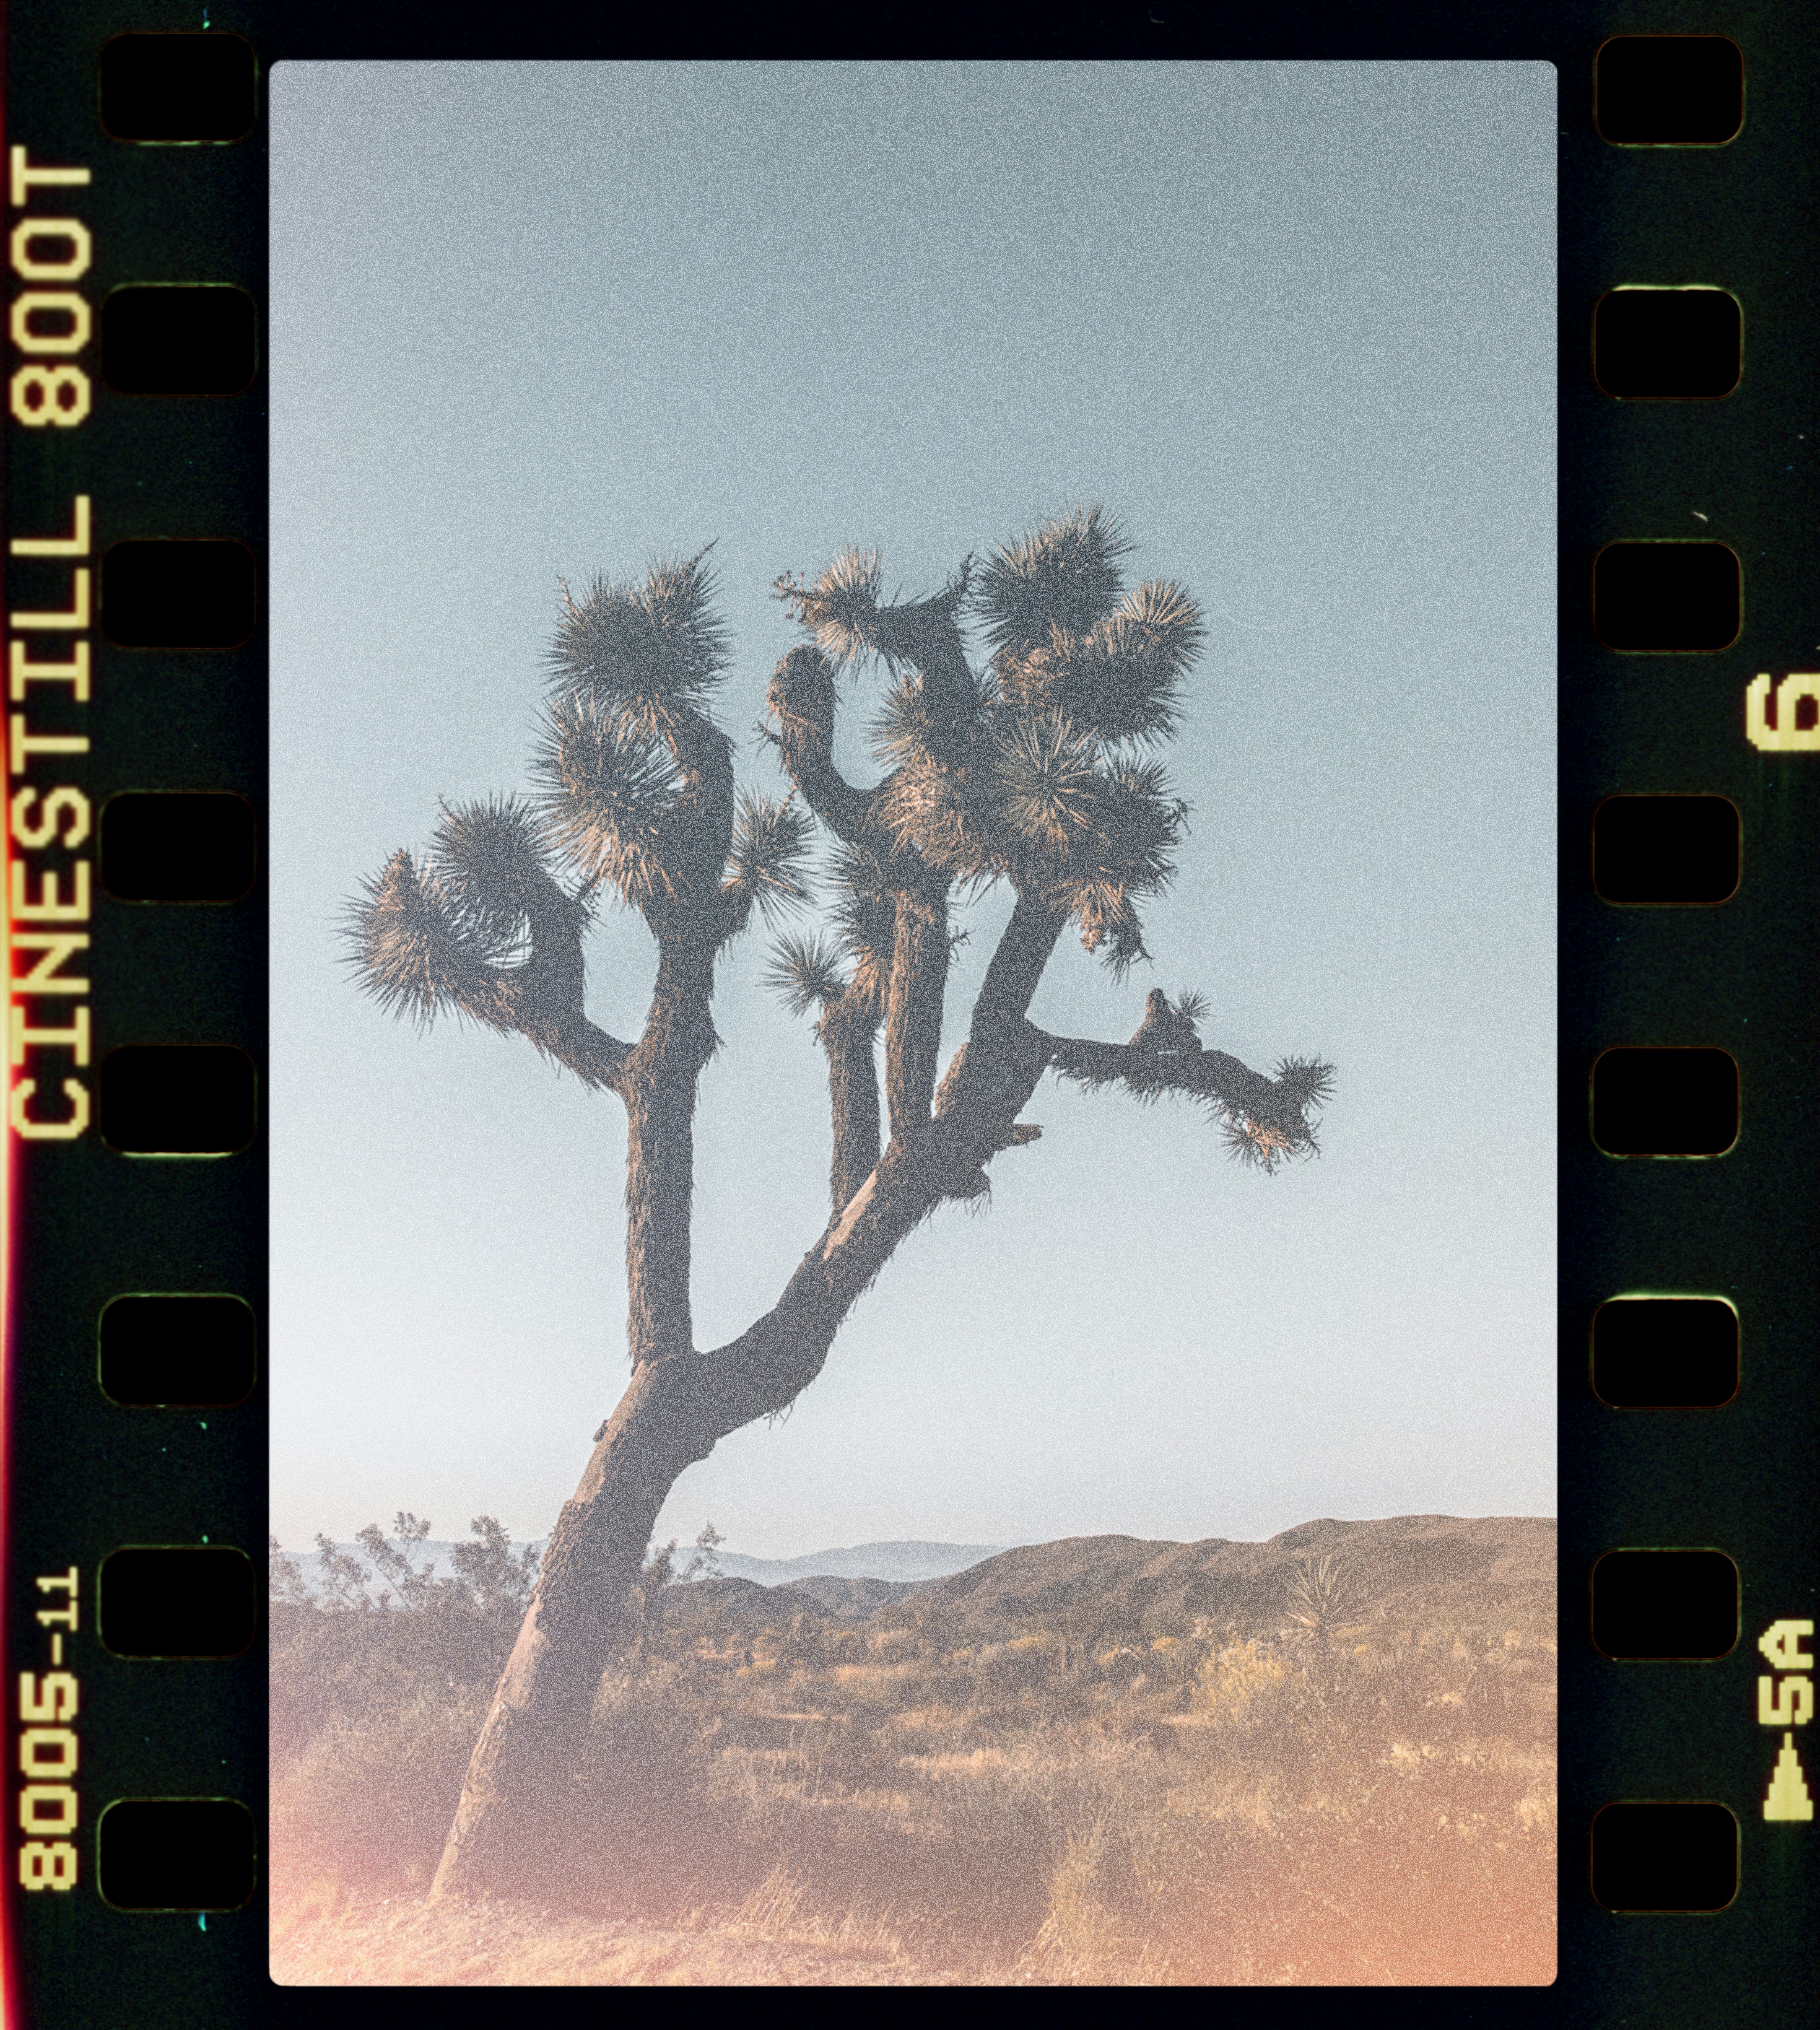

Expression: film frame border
xmin=0 ymin=7 xmax=1814 ymax=2023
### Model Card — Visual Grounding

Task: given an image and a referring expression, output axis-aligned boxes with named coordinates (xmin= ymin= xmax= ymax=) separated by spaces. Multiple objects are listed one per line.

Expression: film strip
xmin=2 ymin=11 xmax=1815 ymax=2025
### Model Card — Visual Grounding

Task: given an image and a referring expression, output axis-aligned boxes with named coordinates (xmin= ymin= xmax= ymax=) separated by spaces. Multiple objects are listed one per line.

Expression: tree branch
xmin=677 ymin=1153 xmax=938 ymax=1433
xmin=619 ymin=933 xmax=721 ymax=1369
xmin=346 ymin=844 xmax=636 ymax=1094
xmin=1041 ymin=1031 xmax=1331 ymax=1171
xmin=818 ymin=993 xmax=882 ymax=1217
xmin=969 ymin=889 xmax=1067 ymax=1041
xmin=675 ymin=1007 xmax=1054 ymax=1434
xmin=881 ymin=885 xmax=949 ymax=1146
xmin=765 ymin=645 xmax=875 ymax=843
xmin=864 ymin=573 xmax=974 ymax=714
xmin=514 ymin=990 xmax=634 ymax=1095
xmin=765 ymin=644 xmax=958 ymax=1151
xmin=511 ymin=868 xmax=636 ymax=1093
xmin=643 ymin=706 xmax=737 ymax=930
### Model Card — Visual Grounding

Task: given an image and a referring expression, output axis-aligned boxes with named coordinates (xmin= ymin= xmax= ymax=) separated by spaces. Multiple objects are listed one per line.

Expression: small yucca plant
xmin=1281 ymin=1556 xmax=1373 ymax=1653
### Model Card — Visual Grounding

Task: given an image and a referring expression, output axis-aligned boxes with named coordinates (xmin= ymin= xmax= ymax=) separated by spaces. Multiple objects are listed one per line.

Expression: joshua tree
xmin=343 ymin=506 xmax=1335 ymax=1900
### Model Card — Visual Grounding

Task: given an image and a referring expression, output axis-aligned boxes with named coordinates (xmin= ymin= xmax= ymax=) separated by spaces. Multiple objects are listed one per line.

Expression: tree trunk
xmin=427 ymin=1358 xmax=710 ymax=1900
xmin=429 ymin=1017 xmax=1054 ymax=1903
xmin=621 ymin=936 xmax=716 ymax=1369
xmin=624 ymin=1081 xmax=696 ymax=1368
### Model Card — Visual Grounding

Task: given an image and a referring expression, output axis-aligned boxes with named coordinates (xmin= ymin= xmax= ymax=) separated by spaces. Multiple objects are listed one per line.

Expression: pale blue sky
xmin=270 ymin=61 xmax=1556 ymax=1558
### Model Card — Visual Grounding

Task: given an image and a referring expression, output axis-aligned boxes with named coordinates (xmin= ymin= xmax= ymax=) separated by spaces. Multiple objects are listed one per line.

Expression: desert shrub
xmin=908 ymin=1603 xmax=967 ymax=1659
xmin=566 ymin=1665 xmax=743 ymax=1911
xmin=971 ymin=1635 xmax=1055 ymax=1695
xmin=639 ymin=1524 xmax=729 ymax=1662
xmin=444 ymin=1514 xmax=543 ymax=1642
xmin=1146 ymin=1631 xmax=1219 ymax=1696
xmin=270 ymin=1603 xmax=379 ymax=1755
xmin=1055 ymin=1597 xmax=1150 ymax=1685
xmin=270 ymin=1600 xmax=511 ymax=1760
xmin=818 ymin=1623 xmax=869 ymax=1664
xmin=776 ymin=1610 xmax=830 ymax=1670
xmin=1361 ymin=1641 xmax=1433 ymax=1737
xmin=271 ymin=1683 xmax=490 ymax=1890
xmin=581 ymin=1668 xmax=711 ymax=1805
xmin=817 ymin=1661 xmax=916 ymax=1719
xmin=1092 ymin=1642 xmax=1154 ymax=1687
xmin=1191 ymin=1639 xmax=1301 ymax=1735
xmin=271 ymin=1606 xmax=412 ymax=1756
xmin=875 ymin=1702 xmax=974 ymax=1751
xmin=268 ymin=1535 xmax=312 ymax=1607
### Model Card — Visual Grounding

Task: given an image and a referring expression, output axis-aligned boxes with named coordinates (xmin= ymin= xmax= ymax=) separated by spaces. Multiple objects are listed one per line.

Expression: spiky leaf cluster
xmin=532 ymin=553 xmax=745 ymax=915
xmin=1012 ymin=744 xmax=1189 ymax=978
xmin=771 ymin=510 xmax=1206 ymax=979
xmin=972 ymin=505 xmax=1131 ymax=660
xmin=826 ymin=843 xmax=897 ymax=1014
xmin=765 ymin=841 xmax=896 ymax=1025
xmin=1214 ymin=1059 xmax=1335 ymax=1174
xmin=1281 ymin=1555 xmax=1372 ymax=1644
xmin=773 ymin=545 xmax=885 ymax=673
xmin=427 ymin=793 xmax=558 ymax=962
xmin=722 ymin=790 xmax=814 ymax=929
xmin=341 ymin=847 xmax=515 ymax=1032
xmin=992 ymin=709 xmax=1098 ymax=850
xmin=1217 ymin=1108 xmax=1318 ymax=1173
xmin=532 ymin=691 xmax=684 ymax=910
xmin=1270 ymin=1055 xmax=1337 ymax=1116
xmin=545 ymin=548 xmax=731 ymax=735
xmin=868 ymin=669 xmax=1011 ymax=889
xmin=1003 ymin=576 xmax=1204 ymax=749
xmin=763 ymin=931 xmax=847 ymax=1018
xmin=863 ymin=681 xmax=1189 ymax=979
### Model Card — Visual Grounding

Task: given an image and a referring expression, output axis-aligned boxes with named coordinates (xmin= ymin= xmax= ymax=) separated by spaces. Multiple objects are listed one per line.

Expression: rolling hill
xmin=911 ymin=1515 xmax=1555 ymax=1633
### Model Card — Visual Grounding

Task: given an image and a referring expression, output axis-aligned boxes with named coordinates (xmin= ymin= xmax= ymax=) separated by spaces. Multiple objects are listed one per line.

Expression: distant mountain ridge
xmin=274 ymin=1537 xmax=1007 ymax=1604
xmin=714 ymin=1542 xmax=1010 ymax=1588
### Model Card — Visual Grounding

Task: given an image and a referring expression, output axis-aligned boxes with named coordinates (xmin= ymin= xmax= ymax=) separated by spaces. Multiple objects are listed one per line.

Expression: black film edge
xmin=2 ymin=10 xmax=1815 ymax=2026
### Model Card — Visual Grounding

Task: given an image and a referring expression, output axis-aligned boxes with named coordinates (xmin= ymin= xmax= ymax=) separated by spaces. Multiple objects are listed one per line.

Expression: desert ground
xmin=270 ymin=1516 xmax=1557 ymax=1986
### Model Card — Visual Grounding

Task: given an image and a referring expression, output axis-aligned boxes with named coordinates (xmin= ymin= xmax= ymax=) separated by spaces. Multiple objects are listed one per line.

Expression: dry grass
xmin=270 ymin=1871 xmax=954 ymax=1986
xmin=270 ymin=1604 xmax=1556 ymax=1986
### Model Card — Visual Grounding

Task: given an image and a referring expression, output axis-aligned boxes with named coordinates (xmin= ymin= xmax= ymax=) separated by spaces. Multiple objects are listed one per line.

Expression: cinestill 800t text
xmin=8 ymin=148 xmax=97 ymax=1142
